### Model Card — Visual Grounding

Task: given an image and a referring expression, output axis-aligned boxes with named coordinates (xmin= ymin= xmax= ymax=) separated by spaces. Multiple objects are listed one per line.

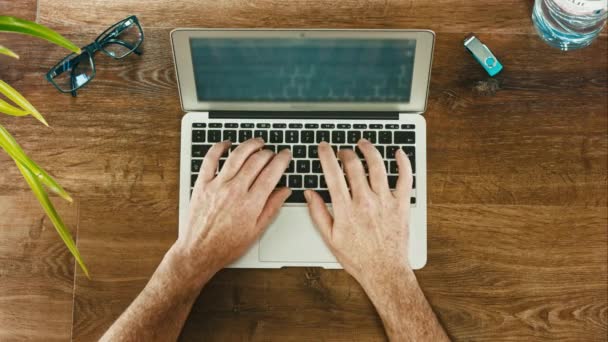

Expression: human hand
xmin=304 ymin=139 xmax=414 ymax=286
xmin=174 ymin=138 xmax=292 ymax=277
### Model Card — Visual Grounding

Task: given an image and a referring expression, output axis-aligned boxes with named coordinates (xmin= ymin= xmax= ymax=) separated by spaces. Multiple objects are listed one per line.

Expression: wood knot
xmin=473 ymin=78 xmax=501 ymax=96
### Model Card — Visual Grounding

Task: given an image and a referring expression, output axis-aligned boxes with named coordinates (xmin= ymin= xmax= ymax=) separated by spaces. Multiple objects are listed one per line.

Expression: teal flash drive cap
xmin=464 ymin=34 xmax=503 ymax=77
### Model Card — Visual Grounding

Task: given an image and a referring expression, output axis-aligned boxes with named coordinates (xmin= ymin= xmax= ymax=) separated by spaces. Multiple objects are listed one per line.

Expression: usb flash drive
xmin=464 ymin=34 xmax=503 ymax=77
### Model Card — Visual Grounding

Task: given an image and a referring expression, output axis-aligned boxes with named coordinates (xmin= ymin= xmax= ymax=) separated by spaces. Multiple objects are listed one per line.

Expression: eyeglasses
xmin=46 ymin=15 xmax=144 ymax=97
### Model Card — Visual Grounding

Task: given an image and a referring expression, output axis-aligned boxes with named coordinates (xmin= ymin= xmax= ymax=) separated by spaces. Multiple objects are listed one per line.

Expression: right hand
xmin=304 ymin=139 xmax=414 ymax=285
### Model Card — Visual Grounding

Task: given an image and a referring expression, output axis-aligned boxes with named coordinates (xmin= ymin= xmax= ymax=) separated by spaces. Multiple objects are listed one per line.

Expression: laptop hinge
xmin=209 ymin=111 xmax=400 ymax=120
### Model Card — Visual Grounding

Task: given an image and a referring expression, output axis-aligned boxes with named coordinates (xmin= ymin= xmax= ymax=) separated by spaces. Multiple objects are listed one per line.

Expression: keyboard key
xmin=308 ymin=145 xmax=319 ymax=158
xmin=363 ymin=131 xmax=377 ymax=143
xmin=305 ymin=123 xmax=319 ymax=129
xmin=379 ymin=131 xmax=392 ymax=144
xmin=264 ymin=145 xmax=276 ymax=153
xmin=338 ymin=124 xmax=351 ymax=129
xmin=192 ymin=130 xmax=205 ymax=142
xmin=301 ymin=131 xmax=315 ymax=143
xmin=209 ymin=123 xmax=222 ymax=128
xmin=401 ymin=124 xmax=415 ymax=129
xmin=191 ymin=174 xmax=198 ymax=187
xmin=289 ymin=175 xmax=303 ymax=188
xmin=347 ymin=131 xmax=361 ymax=143
xmin=385 ymin=124 xmax=399 ymax=129
xmin=411 ymin=197 xmax=416 ymax=204
xmin=286 ymin=131 xmax=299 ymax=143
xmin=312 ymin=160 xmax=322 ymax=173
xmin=370 ymin=124 xmax=383 ymax=129
xmin=297 ymin=160 xmax=310 ymax=173
xmin=289 ymin=123 xmax=303 ymax=128
xmin=388 ymin=175 xmax=398 ymax=188
xmin=192 ymin=144 xmax=211 ymax=158
xmin=287 ymin=160 xmax=295 ymax=173
xmin=225 ymin=123 xmax=238 ymax=128
xmin=332 ymin=131 xmax=346 ymax=144
xmin=410 ymin=157 xmax=416 ymax=173
xmin=230 ymin=144 xmax=239 ymax=152
xmin=331 ymin=145 xmax=338 ymax=155
xmin=339 ymin=145 xmax=353 ymax=150
xmin=402 ymin=146 xmax=415 ymax=157
xmin=413 ymin=176 xmax=416 ymax=189
xmin=321 ymin=124 xmax=335 ymax=129
xmin=277 ymin=175 xmax=287 ymax=187
xmin=286 ymin=190 xmax=331 ymax=203
xmin=390 ymin=161 xmax=398 ymax=174
xmin=257 ymin=123 xmax=271 ymax=128
xmin=208 ymin=130 xmax=222 ymax=142
xmin=270 ymin=130 xmax=283 ymax=143
xmin=316 ymin=131 xmax=330 ymax=143
xmin=239 ymin=130 xmax=253 ymax=142
xmin=376 ymin=145 xmax=385 ymax=157
xmin=394 ymin=131 xmax=415 ymax=144
xmin=240 ymin=123 xmax=254 ymax=128
xmin=272 ymin=123 xmax=286 ymax=128
xmin=387 ymin=146 xmax=399 ymax=158
xmin=193 ymin=123 xmax=206 ymax=128
xmin=219 ymin=159 xmax=226 ymax=170
xmin=355 ymin=146 xmax=364 ymax=158
xmin=320 ymin=175 xmax=327 ymax=188
xmin=254 ymin=130 xmax=268 ymax=141
xmin=223 ymin=130 xmax=237 ymax=142
xmin=304 ymin=175 xmax=318 ymax=188
xmin=354 ymin=124 xmax=367 ymax=129
xmin=293 ymin=145 xmax=306 ymax=158
xmin=384 ymin=160 xmax=389 ymax=170
xmin=191 ymin=159 xmax=202 ymax=172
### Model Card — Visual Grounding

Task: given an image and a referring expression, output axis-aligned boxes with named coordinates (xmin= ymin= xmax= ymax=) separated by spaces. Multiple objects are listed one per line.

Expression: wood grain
xmin=0 ymin=0 xmax=606 ymax=341
xmin=0 ymin=196 xmax=78 ymax=342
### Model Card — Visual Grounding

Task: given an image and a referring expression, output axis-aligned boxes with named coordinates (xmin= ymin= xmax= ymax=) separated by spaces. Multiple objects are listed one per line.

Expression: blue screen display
xmin=190 ymin=38 xmax=416 ymax=103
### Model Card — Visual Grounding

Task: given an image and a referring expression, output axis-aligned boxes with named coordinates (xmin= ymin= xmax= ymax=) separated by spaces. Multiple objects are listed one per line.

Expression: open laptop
xmin=171 ymin=29 xmax=434 ymax=269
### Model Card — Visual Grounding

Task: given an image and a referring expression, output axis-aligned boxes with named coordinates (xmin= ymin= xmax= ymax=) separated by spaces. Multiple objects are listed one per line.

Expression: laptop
xmin=171 ymin=29 xmax=434 ymax=269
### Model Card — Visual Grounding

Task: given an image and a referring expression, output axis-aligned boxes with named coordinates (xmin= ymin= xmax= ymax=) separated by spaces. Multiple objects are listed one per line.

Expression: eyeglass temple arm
xmin=102 ymin=38 xmax=142 ymax=55
xmin=70 ymin=63 xmax=79 ymax=97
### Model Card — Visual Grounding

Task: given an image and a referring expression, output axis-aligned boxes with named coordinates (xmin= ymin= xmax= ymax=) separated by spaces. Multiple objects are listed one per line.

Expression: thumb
xmin=255 ymin=187 xmax=292 ymax=232
xmin=304 ymin=190 xmax=334 ymax=242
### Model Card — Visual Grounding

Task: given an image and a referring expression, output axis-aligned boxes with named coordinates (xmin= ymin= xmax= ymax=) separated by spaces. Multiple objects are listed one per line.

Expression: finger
xmin=318 ymin=142 xmax=350 ymax=205
xmin=255 ymin=187 xmax=292 ymax=231
xmin=199 ymin=141 xmax=231 ymax=183
xmin=338 ymin=148 xmax=370 ymax=199
xmin=250 ymin=148 xmax=292 ymax=197
xmin=304 ymin=190 xmax=334 ymax=243
xmin=219 ymin=137 xmax=265 ymax=181
xmin=394 ymin=148 xmax=414 ymax=200
xmin=236 ymin=149 xmax=276 ymax=189
xmin=357 ymin=138 xmax=390 ymax=195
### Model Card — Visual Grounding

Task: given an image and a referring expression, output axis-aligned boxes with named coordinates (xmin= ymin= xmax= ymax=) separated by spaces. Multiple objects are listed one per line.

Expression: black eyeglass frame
xmin=45 ymin=15 xmax=144 ymax=97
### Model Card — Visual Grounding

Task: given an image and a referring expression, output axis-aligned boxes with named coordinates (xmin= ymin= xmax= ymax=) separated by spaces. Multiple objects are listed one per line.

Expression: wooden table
xmin=1 ymin=0 xmax=606 ymax=341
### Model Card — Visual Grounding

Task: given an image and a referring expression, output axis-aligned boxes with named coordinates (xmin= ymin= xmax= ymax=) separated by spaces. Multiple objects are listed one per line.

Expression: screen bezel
xmin=171 ymin=29 xmax=434 ymax=113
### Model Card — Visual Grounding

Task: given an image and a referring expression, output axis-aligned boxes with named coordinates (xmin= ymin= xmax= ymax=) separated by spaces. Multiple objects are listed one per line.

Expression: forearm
xmin=360 ymin=264 xmax=449 ymax=342
xmin=100 ymin=245 xmax=214 ymax=342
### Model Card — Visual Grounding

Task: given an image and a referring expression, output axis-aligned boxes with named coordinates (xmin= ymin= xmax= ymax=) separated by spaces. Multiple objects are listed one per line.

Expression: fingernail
xmin=359 ymin=138 xmax=368 ymax=143
xmin=398 ymin=148 xmax=405 ymax=156
xmin=257 ymin=137 xmax=265 ymax=142
xmin=304 ymin=190 xmax=311 ymax=202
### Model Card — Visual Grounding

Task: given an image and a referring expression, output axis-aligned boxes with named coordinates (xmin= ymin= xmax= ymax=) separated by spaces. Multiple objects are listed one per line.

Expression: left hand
xmin=174 ymin=138 xmax=292 ymax=277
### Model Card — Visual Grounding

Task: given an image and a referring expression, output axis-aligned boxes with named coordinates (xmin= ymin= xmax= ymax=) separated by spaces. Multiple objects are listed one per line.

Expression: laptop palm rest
xmin=259 ymin=206 xmax=336 ymax=263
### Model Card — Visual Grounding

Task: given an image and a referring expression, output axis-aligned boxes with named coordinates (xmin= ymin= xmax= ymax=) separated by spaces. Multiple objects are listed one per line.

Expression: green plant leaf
xmin=0 ymin=98 xmax=29 ymax=116
xmin=0 ymin=16 xmax=80 ymax=54
xmin=0 ymin=80 xmax=48 ymax=126
xmin=0 ymin=124 xmax=73 ymax=203
xmin=15 ymin=162 xmax=90 ymax=278
xmin=0 ymin=44 xmax=19 ymax=59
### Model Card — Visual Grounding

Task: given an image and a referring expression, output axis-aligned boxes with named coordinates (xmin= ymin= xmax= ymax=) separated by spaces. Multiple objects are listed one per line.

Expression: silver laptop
xmin=172 ymin=29 xmax=434 ymax=269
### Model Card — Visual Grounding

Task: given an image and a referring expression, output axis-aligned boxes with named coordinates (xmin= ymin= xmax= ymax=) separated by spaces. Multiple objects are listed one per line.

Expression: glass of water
xmin=532 ymin=0 xmax=607 ymax=51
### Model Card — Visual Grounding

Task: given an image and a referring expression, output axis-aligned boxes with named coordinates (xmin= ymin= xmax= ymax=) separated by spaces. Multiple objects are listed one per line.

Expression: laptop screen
xmin=189 ymin=38 xmax=416 ymax=103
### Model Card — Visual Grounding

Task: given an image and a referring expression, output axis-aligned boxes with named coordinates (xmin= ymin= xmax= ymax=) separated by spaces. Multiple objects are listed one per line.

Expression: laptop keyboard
xmin=190 ymin=121 xmax=417 ymax=205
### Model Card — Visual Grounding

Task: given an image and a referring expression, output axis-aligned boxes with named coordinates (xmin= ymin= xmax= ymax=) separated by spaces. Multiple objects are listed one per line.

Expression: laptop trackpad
xmin=259 ymin=206 xmax=336 ymax=263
